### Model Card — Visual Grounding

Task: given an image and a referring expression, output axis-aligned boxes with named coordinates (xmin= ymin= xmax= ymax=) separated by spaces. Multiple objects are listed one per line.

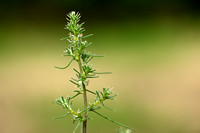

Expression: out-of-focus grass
xmin=0 ymin=17 xmax=200 ymax=133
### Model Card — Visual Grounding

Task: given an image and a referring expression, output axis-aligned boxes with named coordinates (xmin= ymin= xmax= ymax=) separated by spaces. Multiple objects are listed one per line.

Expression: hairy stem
xmin=78 ymin=58 xmax=88 ymax=133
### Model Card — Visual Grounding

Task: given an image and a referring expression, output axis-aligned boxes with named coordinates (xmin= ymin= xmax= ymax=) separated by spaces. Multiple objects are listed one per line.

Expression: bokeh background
xmin=1 ymin=0 xmax=200 ymax=133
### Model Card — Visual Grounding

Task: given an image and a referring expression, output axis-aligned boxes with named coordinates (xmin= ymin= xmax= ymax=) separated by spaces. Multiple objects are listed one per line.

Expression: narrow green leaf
xmin=96 ymin=91 xmax=100 ymax=98
xmin=100 ymin=92 xmax=104 ymax=98
xmin=70 ymin=80 xmax=79 ymax=86
xmin=80 ymin=121 xmax=83 ymax=133
xmin=86 ymin=76 xmax=99 ymax=78
xmin=91 ymin=106 xmax=101 ymax=111
xmin=70 ymin=93 xmax=81 ymax=99
xmin=84 ymin=42 xmax=92 ymax=48
xmin=73 ymin=68 xmax=81 ymax=75
xmin=61 ymin=96 xmax=65 ymax=103
xmin=86 ymin=89 xmax=96 ymax=95
xmin=84 ymin=53 xmax=104 ymax=57
xmin=60 ymin=36 xmax=69 ymax=40
xmin=53 ymin=112 xmax=70 ymax=119
xmin=92 ymin=111 xmax=135 ymax=131
xmin=103 ymin=88 xmax=106 ymax=93
xmin=92 ymin=55 xmax=104 ymax=57
xmin=70 ymin=100 xmax=73 ymax=106
xmin=54 ymin=58 xmax=73 ymax=69
xmin=74 ymin=90 xmax=82 ymax=93
xmin=82 ymin=34 xmax=93 ymax=38
xmin=71 ymin=77 xmax=79 ymax=82
xmin=94 ymin=72 xmax=112 ymax=74
xmin=86 ymin=57 xmax=93 ymax=63
xmin=55 ymin=101 xmax=62 ymax=106
xmin=80 ymin=104 xmax=94 ymax=114
xmin=101 ymin=102 xmax=115 ymax=111
xmin=63 ymin=54 xmax=71 ymax=56
xmin=87 ymin=73 xmax=96 ymax=77
xmin=76 ymin=74 xmax=80 ymax=79
xmin=109 ymin=94 xmax=117 ymax=99
xmin=73 ymin=121 xmax=81 ymax=133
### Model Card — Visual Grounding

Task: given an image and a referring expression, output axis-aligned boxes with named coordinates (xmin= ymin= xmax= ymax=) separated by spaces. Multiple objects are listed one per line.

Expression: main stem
xmin=78 ymin=58 xmax=88 ymax=133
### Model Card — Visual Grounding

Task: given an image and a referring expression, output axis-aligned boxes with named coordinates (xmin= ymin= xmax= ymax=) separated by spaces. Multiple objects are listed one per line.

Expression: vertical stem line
xmin=78 ymin=58 xmax=88 ymax=133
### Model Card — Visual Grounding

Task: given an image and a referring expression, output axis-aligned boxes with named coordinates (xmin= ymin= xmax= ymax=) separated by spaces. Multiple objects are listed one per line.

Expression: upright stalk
xmin=54 ymin=11 xmax=134 ymax=133
xmin=77 ymin=58 xmax=88 ymax=133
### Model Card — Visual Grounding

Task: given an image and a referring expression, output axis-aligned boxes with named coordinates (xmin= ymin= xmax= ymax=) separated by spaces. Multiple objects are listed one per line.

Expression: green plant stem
xmin=77 ymin=58 xmax=88 ymax=133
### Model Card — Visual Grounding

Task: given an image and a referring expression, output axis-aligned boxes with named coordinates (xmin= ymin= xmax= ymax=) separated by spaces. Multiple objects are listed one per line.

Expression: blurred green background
xmin=0 ymin=0 xmax=200 ymax=133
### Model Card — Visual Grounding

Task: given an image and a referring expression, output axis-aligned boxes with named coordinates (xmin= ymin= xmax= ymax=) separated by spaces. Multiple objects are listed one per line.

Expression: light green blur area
xmin=0 ymin=17 xmax=200 ymax=133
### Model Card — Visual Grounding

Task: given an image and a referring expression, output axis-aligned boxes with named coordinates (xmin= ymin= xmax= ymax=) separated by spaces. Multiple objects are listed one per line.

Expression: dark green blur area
xmin=1 ymin=0 xmax=200 ymax=133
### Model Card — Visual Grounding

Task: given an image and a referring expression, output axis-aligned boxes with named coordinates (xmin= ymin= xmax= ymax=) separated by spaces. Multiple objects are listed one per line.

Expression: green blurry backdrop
xmin=1 ymin=0 xmax=200 ymax=133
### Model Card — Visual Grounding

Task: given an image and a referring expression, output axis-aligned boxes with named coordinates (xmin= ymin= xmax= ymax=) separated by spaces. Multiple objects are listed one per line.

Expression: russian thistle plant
xmin=54 ymin=11 xmax=134 ymax=133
